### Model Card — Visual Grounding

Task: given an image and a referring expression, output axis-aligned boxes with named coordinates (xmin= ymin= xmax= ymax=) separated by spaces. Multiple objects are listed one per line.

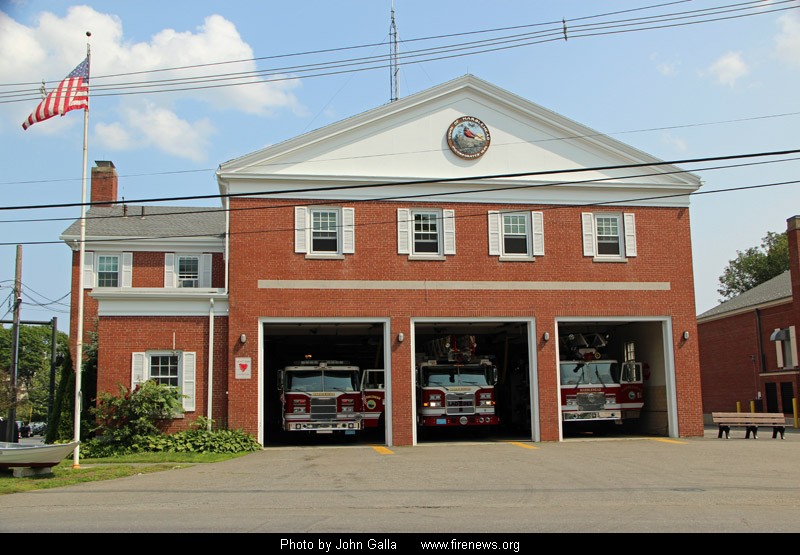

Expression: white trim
xmin=581 ymin=213 xmax=595 ymax=257
xmin=443 ymin=209 xmax=456 ymax=255
xmin=82 ymin=251 xmax=94 ymax=289
xmin=294 ymin=206 xmax=308 ymax=253
xmin=182 ymin=352 xmax=197 ymax=412
xmin=121 ymin=252 xmax=133 ymax=288
xmin=487 ymin=211 xmax=501 ymax=256
xmin=623 ymin=213 xmax=637 ymax=257
xmin=131 ymin=352 xmax=146 ymax=386
xmin=201 ymin=253 xmax=213 ymax=287
xmin=342 ymin=207 xmax=355 ymax=254
xmin=164 ymin=253 xmax=175 ymax=288
xmin=258 ymin=279 xmax=669 ymax=291
xmin=397 ymin=208 xmax=411 ymax=254
xmin=92 ymin=290 xmax=229 ymax=317
xmin=531 ymin=211 xmax=544 ymax=256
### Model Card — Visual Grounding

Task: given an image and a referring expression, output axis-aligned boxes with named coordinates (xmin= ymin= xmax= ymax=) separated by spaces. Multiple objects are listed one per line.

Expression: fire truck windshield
xmin=286 ymin=370 xmax=359 ymax=392
xmin=560 ymin=361 xmax=619 ymax=386
xmin=422 ymin=366 xmax=490 ymax=387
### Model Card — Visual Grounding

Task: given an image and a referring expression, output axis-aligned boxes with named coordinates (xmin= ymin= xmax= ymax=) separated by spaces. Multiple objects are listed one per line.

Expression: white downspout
xmin=207 ymin=297 xmax=214 ymax=431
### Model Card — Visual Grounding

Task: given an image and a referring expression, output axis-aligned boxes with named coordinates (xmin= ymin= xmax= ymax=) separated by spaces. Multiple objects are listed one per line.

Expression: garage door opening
xmin=262 ymin=320 xmax=388 ymax=447
xmin=413 ymin=320 xmax=533 ymax=444
xmin=556 ymin=319 xmax=671 ymax=440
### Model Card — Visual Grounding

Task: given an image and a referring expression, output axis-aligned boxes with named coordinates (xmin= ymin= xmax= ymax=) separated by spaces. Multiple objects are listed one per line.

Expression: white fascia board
xmin=217 ymin=174 xmax=699 ymax=208
xmin=60 ymin=235 xmax=224 ymax=252
xmin=92 ymin=288 xmax=229 ymax=317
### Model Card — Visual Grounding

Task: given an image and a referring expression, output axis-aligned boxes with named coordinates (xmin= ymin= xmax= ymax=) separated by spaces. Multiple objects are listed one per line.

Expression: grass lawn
xmin=0 ymin=451 xmax=249 ymax=495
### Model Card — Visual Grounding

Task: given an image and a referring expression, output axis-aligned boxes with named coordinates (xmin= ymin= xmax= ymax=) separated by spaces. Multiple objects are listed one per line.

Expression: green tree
xmin=717 ymin=230 xmax=790 ymax=301
xmin=0 ymin=323 xmax=69 ymax=421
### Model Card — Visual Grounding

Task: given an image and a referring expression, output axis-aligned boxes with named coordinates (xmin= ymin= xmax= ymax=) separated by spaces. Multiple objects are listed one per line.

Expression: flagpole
xmin=73 ymin=33 xmax=91 ymax=469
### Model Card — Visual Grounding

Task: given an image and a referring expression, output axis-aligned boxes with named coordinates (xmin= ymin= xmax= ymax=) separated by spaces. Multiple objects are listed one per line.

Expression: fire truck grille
xmin=445 ymin=393 xmax=475 ymax=415
xmin=576 ymin=392 xmax=606 ymax=411
xmin=310 ymin=397 xmax=337 ymax=420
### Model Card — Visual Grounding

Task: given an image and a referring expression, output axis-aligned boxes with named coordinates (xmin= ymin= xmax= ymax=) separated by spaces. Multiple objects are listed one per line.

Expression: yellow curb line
xmin=649 ymin=438 xmax=687 ymax=444
xmin=372 ymin=445 xmax=395 ymax=455
xmin=507 ymin=441 xmax=538 ymax=449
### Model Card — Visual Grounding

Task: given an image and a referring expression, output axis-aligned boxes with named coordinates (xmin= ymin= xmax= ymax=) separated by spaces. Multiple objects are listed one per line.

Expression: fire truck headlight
xmin=293 ymin=407 xmax=306 ymax=413
xmin=566 ymin=397 xmax=577 ymax=406
xmin=479 ymin=400 xmax=495 ymax=407
xmin=341 ymin=406 xmax=354 ymax=413
xmin=429 ymin=394 xmax=442 ymax=401
xmin=479 ymin=393 xmax=492 ymax=400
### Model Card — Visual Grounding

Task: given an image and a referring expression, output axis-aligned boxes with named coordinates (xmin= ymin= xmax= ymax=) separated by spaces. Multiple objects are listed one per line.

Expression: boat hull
xmin=0 ymin=441 xmax=80 ymax=469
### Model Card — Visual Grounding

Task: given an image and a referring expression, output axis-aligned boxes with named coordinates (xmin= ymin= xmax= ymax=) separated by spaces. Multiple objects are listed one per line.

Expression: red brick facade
xmin=66 ymin=77 xmax=707 ymax=446
xmin=698 ymin=216 xmax=800 ymax=416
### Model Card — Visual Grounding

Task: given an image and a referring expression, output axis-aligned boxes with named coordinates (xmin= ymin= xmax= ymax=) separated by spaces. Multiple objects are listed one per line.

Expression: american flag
xmin=22 ymin=56 xmax=89 ymax=130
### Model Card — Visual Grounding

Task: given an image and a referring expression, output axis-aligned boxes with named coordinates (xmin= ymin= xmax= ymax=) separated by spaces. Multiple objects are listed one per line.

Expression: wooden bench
xmin=712 ymin=412 xmax=787 ymax=439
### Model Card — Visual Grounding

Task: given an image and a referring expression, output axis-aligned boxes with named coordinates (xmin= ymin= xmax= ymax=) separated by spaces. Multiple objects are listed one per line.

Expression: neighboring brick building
xmin=697 ymin=215 xmax=800 ymax=418
xmin=63 ymin=75 xmax=705 ymax=446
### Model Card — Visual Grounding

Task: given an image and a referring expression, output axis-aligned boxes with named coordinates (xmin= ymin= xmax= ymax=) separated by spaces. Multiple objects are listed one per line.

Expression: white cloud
xmin=707 ymin=52 xmax=748 ymax=87
xmin=775 ymin=12 xmax=800 ymax=68
xmin=101 ymin=101 xmax=216 ymax=162
xmin=94 ymin=121 xmax=136 ymax=150
xmin=656 ymin=62 xmax=679 ymax=77
xmin=0 ymin=7 xmax=303 ymax=155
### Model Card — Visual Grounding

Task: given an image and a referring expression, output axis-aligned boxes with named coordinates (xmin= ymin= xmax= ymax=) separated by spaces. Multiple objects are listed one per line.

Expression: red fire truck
xmin=416 ymin=335 xmax=499 ymax=428
xmin=278 ymin=359 xmax=364 ymax=434
xmin=559 ymin=333 xmax=644 ymax=424
xmin=360 ymin=368 xmax=386 ymax=431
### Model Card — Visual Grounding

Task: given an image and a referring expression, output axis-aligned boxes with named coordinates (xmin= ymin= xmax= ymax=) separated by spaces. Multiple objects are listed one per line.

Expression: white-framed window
xmin=771 ymin=327 xmax=798 ymax=369
xmin=624 ymin=341 xmax=636 ymax=362
xmin=132 ymin=351 xmax=196 ymax=412
xmin=82 ymin=251 xmax=132 ymax=289
xmin=397 ymin=208 xmax=456 ymax=258
xmin=581 ymin=212 xmax=637 ymax=260
xmin=164 ymin=253 xmax=212 ymax=288
xmin=488 ymin=211 xmax=544 ymax=259
xmin=294 ymin=206 xmax=355 ymax=257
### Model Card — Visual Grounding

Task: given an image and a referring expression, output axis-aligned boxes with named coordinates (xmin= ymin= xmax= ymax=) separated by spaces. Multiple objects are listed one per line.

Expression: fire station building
xmin=63 ymin=75 xmax=705 ymax=446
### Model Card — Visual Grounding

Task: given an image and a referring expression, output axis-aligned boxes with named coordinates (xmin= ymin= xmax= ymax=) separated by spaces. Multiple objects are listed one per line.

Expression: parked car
xmin=30 ymin=421 xmax=47 ymax=436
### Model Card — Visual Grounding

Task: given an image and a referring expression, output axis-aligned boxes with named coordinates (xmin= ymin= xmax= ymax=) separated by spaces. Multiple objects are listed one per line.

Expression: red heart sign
xmin=239 ymin=363 xmax=248 ymax=371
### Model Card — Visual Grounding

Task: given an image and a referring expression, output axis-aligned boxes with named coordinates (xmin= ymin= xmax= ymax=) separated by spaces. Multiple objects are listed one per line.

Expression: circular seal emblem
xmin=366 ymin=399 xmax=377 ymax=410
xmin=446 ymin=116 xmax=491 ymax=159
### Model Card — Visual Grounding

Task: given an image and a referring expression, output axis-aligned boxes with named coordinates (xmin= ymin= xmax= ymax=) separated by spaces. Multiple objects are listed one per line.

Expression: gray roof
xmin=60 ymin=205 xmax=225 ymax=239
xmin=697 ymin=270 xmax=792 ymax=320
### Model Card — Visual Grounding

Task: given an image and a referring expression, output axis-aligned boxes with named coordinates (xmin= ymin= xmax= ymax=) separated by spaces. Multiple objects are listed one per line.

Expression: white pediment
xmin=216 ymin=74 xmax=701 ymax=207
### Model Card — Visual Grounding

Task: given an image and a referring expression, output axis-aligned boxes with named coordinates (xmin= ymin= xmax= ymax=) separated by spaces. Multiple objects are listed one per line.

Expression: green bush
xmin=81 ymin=383 xmax=261 ymax=458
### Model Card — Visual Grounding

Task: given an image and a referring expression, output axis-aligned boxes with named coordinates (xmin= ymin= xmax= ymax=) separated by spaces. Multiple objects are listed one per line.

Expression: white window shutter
xmin=182 ymin=352 xmax=196 ymax=412
xmin=201 ymin=253 xmax=213 ymax=287
xmin=342 ymin=207 xmax=355 ymax=254
xmin=623 ymin=213 xmax=637 ymax=257
xmin=581 ymin=213 xmax=595 ymax=257
xmin=397 ymin=209 xmax=411 ymax=254
xmin=532 ymin=211 xmax=545 ymax=256
xmin=487 ymin=212 xmax=501 ymax=256
xmin=164 ymin=253 xmax=176 ymax=287
xmin=83 ymin=251 xmax=94 ymax=289
xmin=131 ymin=352 xmax=146 ymax=387
xmin=121 ymin=252 xmax=133 ymax=288
xmin=443 ymin=209 xmax=456 ymax=255
xmin=295 ymin=207 xmax=308 ymax=253
xmin=776 ymin=338 xmax=784 ymax=369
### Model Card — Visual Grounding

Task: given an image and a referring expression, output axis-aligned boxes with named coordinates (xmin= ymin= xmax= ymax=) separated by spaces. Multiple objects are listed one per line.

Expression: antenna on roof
xmin=389 ymin=0 xmax=399 ymax=102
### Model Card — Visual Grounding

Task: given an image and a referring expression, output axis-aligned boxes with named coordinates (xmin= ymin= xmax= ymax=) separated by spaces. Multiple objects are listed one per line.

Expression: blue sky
xmin=1 ymin=1 xmax=799 ymax=333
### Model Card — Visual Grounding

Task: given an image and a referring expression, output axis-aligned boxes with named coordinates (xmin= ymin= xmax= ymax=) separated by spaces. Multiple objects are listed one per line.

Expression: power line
xmin=0 ymin=1 xmax=793 ymax=103
xmin=2 ymin=153 xmax=799 ymax=226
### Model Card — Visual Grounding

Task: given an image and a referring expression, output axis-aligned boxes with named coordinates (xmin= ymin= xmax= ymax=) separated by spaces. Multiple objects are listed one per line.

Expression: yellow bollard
xmin=736 ymin=401 xmax=741 ymax=413
xmin=794 ymin=398 xmax=798 ymax=429
xmin=750 ymin=400 xmax=756 ymax=413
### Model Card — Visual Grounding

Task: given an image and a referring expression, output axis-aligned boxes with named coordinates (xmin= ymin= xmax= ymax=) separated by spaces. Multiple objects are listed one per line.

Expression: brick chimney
xmin=91 ymin=160 xmax=118 ymax=206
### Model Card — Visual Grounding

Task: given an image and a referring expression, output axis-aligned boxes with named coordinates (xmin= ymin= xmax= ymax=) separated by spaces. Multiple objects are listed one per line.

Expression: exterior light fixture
xmin=240 ymin=333 xmax=247 ymax=344
xmin=682 ymin=331 xmax=689 ymax=340
xmin=397 ymin=332 xmax=405 ymax=343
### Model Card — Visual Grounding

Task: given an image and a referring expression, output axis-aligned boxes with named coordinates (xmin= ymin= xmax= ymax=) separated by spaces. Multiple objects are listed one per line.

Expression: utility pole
xmin=5 ymin=245 xmax=22 ymax=442
xmin=48 ymin=317 xmax=58 ymax=424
